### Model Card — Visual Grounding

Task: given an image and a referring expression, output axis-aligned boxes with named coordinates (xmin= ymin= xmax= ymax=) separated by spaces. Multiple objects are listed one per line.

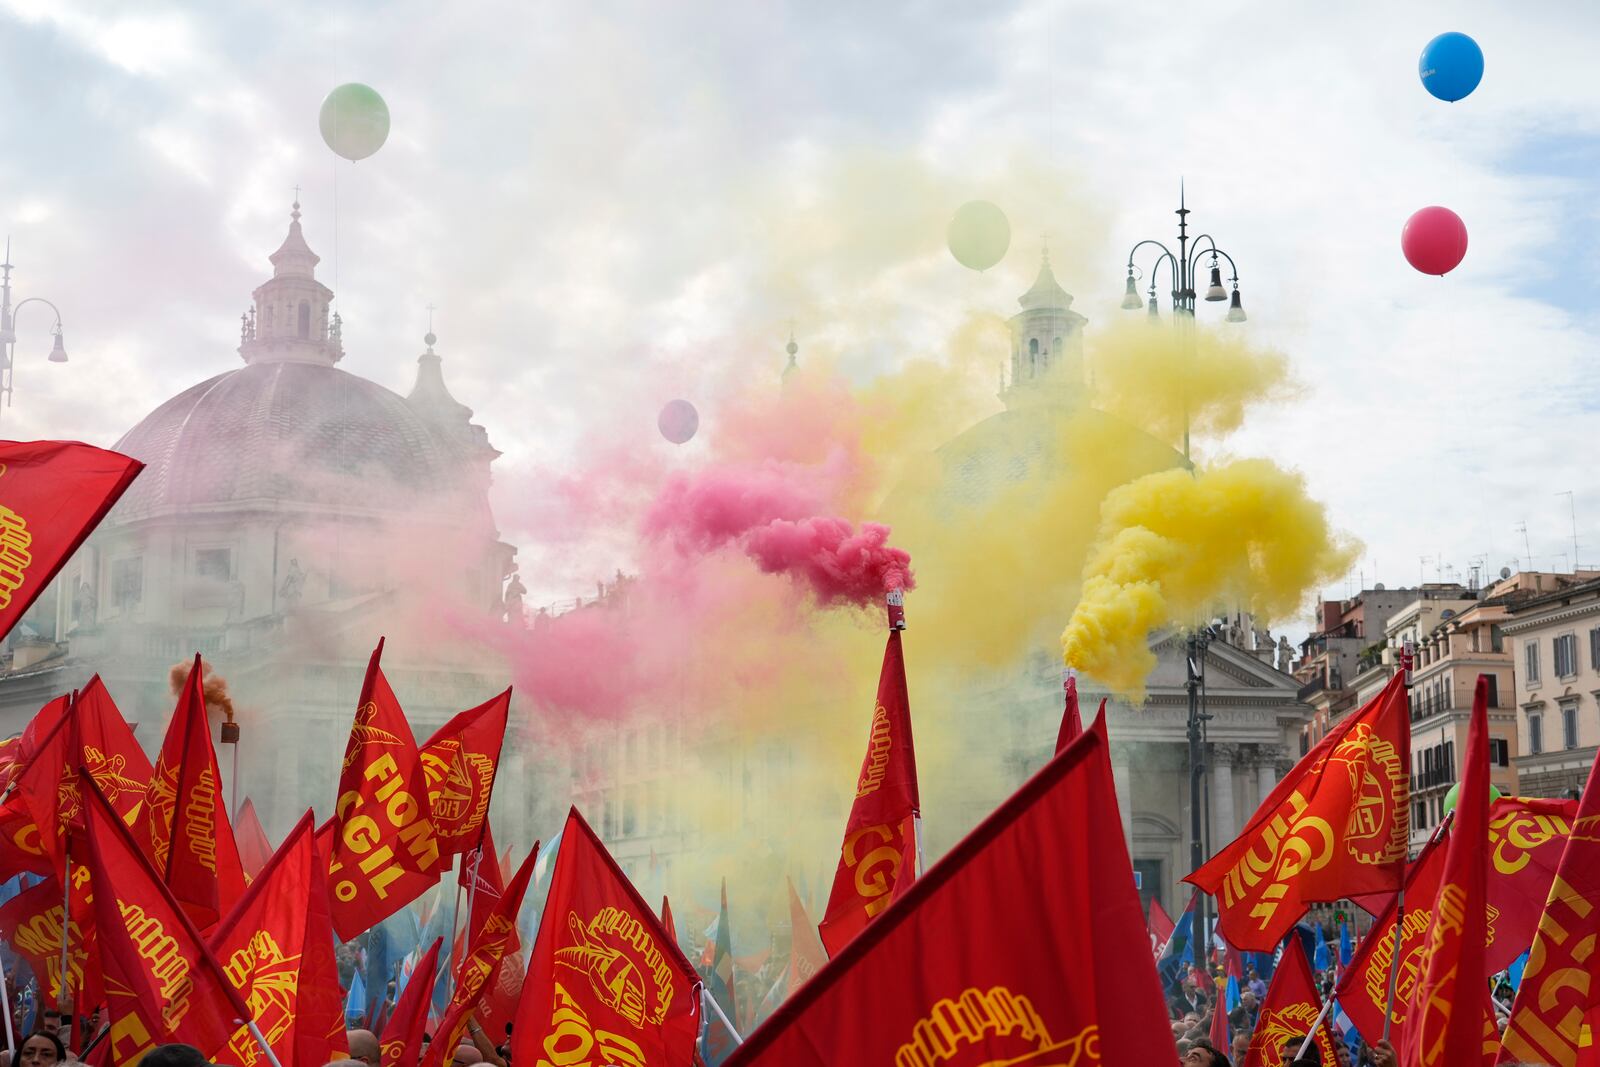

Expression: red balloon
xmin=1401 ymin=206 xmax=1468 ymax=276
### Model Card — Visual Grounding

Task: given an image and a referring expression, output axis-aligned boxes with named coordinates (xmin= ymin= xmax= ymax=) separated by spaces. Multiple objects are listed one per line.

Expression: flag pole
xmin=57 ymin=847 xmax=71 ymax=1012
xmin=702 ymin=985 xmax=744 ymax=1046
xmin=1381 ymin=889 xmax=1405 ymax=1042
xmin=1294 ymin=993 xmax=1337 ymax=1061
xmin=0 ymin=933 xmax=15 ymax=1053
xmin=446 ymin=850 xmax=466 ymax=993
xmin=241 ymin=1016 xmax=284 ymax=1067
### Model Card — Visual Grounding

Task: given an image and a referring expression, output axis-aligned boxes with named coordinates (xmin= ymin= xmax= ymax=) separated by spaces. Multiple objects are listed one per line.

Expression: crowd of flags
xmin=6 ymin=438 xmax=1600 ymax=1065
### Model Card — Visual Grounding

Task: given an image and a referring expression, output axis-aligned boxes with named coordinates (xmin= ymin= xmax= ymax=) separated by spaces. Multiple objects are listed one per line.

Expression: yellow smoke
xmin=1061 ymin=459 xmax=1358 ymax=701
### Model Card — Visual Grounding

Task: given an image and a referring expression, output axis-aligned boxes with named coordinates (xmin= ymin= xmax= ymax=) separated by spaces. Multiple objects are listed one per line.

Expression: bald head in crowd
xmin=453 ymin=1044 xmax=484 ymax=1064
xmin=345 ymin=1029 xmax=380 ymax=1065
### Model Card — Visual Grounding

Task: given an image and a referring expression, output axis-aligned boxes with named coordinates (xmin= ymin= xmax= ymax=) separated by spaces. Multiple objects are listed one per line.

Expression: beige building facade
xmin=1503 ymin=574 xmax=1600 ymax=798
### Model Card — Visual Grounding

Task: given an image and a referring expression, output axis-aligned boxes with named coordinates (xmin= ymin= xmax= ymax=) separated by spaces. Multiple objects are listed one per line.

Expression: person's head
xmin=453 ymin=1045 xmax=483 ymax=1065
xmin=37 ymin=1011 xmax=60 ymax=1036
xmin=1182 ymin=1039 xmax=1232 ymax=1067
xmin=345 ymin=1029 xmax=380 ymax=1066
xmin=1281 ymin=1035 xmax=1320 ymax=1066
xmin=1183 ymin=1012 xmax=1200 ymax=1029
xmin=140 ymin=1046 xmax=211 ymax=1067
xmin=1231 ymin=1030 xmax=1251 ymax=1059
xmin=18 ymin=1033 xmax=65 ymax=1067
xmin=1333 ymin=1040 xmax=1352 ymax=1067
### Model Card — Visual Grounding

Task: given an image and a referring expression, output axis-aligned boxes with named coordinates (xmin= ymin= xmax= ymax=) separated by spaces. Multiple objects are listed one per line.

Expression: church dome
xmin=109 ymin=360 xmax=476 ymax=522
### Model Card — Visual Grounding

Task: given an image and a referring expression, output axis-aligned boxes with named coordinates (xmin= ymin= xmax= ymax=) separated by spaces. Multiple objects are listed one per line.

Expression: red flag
xmin=300 ymin=822 xmax=351 ymax=1065
xmin=0 ymin=695 xmax=69 ymax=876
xmin=785 ymin=877 xmax=827 ymax=993
xmin=381 ymin=938 xmax=443 ymax=1067
xmin=0 ymin=876 xmax=94 ymax=1010
xmin=1242 ymin=939 xmax=1336 ymax=1067
xmin=478 ymin=945 xmax=526 ymax=1049
xmin=235 ymin=797 xmax=275 ymax=881
xmin=1335 ymin=832 xmax=1447 ymax=1063
xmin=208 ymin=811 xmax=317 ymax=1067
xmin=662 ymin=895 xmax=677 ymax=943
xmin=511 ymin=808 xmax=703 ymax=1067
xmin=458 ymin=823 xmax=510 ymax=949
xmin=1187 ymin=671 xmax=1411 ymax=950
xmin=1209 ymin=982 xmax=1230 ymax=1054
xmin=724 ymin=715 xmax=1174 ymax=1067
xmin=1412 ymin=675 xmax=1496 ymax=1067
xmin=1499 ymin=721 xmax=1600 ymax=1064
xmin=818 ymin=627 xmax=920 ymax=956
xmin=327 ymin=639 xmax=445 ymax=940
xmin=424 ymin=843 xmax=539 ymax=1067
xmin=1055 ymin=671 xmax=1083 ymax=752
xmin=147 ymin=654 xmax=248 ymax=929
xmin=421 ymin=688 xmax=510 ymax=857
xmin=1484 ymin=795 xmax=1577 ymax=973
xmin=78 ymin=769 xmax=255 ymax=1064
xmin=0 ymin=440 xmax=142 ymax=641
xmin=1149 ymin=897 xmax=1176 ymax=959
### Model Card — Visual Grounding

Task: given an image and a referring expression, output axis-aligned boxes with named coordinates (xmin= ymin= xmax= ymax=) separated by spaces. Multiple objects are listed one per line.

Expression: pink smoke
xmin=744 ymin=517 xmax=913 ymax=605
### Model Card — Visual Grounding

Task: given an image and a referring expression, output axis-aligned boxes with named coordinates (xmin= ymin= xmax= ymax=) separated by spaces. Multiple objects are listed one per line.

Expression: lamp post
xmin=0 ymin=239 xmax=70 ymax=429
xmin=1120 ymin=185 xmax=1247 ymax=967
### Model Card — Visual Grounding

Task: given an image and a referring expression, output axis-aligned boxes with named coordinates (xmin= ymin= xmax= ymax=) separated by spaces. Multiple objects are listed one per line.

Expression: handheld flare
xmin=887 ymin=588 xmax=906 ymax=631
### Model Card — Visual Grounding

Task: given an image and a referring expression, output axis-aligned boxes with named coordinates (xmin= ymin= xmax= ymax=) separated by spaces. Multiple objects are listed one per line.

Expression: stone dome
xmin=109 ymin=360 xmax=477 ymax=522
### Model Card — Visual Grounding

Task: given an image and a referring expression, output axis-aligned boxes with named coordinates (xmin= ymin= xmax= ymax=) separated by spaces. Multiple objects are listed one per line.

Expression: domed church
xmin=0 ymin=203 xmax=544 ymax=844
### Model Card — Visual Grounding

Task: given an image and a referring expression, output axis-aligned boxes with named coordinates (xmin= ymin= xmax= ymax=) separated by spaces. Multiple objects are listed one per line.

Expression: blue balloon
xmin=1420 ymin=32 xmax=1484 ymax=102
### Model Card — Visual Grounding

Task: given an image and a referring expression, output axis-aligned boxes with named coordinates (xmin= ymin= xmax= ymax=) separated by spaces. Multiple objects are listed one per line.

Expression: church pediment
xmin=1144 ymin=631 xmax=1299 ymax=694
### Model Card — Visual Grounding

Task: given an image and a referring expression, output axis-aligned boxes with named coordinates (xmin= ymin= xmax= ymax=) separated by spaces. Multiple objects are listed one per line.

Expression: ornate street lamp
xmin=0 ymin=239 xmax=70 ymax=427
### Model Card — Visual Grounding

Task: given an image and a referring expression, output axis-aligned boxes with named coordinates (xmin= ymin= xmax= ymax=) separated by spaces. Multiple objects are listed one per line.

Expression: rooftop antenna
xmin=1558 ymin=491 xmax=1580 ymax=571
xmin=1419 ymin=555 xmax=1430 ymax=586
xmin=1516 ymin=521 xmax=1533 ymax=572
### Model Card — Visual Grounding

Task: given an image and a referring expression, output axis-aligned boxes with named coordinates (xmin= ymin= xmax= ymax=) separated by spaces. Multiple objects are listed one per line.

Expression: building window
xmin=297 ymin=300 xmax=311 ymax=339
xmin=1415 ymin=800 xmax=1427 ymax=829
xmin=1526 ymin=641 xmax=1541 ymax=684
xmin=193 ymin=547 xmax=232 ymax=581
xmin=111 ymin=557 xmax=142 ymax=610
xmin=1485 ymin=674 xmax=1499 ymax=708
xmin=1443 ymin=740 xmax=1455 ymax=783
xmin=1592 ymin=627 xmax=1600 ymax=671
xmin=1563 ymin=704 xmax=1579 ymax=750
xmin=1489 ymin=738 xmax=1510 ymax=766
xmin=1529 ymin=713 xmax=1543 ymax=756
xmin=1555 ymin=634 xmax=1578 ymax=679
xmin=1491 ymin=624 xmax=1505 ymax=652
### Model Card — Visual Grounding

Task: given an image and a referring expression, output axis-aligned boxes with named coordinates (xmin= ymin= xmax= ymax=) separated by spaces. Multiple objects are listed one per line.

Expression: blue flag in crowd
xmin=1225 ymin=974 xmax=1241 ymax=1013
xmin=344 ymin=969 xmax=367 ymax=1025
xmin=1312 ymin=922 xmax=1331 ymax=971
xmin=1509 ymin=950 xmax=1529 ymax=992
xmin=1338 ymin=921 xmax=1353 ymax=967
xmin=1157 ymin=903 xmax=1197 ymax=987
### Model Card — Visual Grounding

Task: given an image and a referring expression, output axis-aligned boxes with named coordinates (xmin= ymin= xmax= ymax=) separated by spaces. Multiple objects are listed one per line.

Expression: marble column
xmin=1257 ymin=750 xmax=1281 ymax=808
xmin=1211 ymin=743 xmax=1238 ymax=844
xmin=1111 ymin=742 xmax=1134 ymax=848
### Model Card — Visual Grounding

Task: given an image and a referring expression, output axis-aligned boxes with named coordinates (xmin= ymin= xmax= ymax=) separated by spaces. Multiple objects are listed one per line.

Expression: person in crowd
xmin=15 ymin=1033 xmax=65 ymax=1067
xmin=1181 ymin=1038 xmax=1232 ymax=1067
xmin=1246 ymin=967 xmax=1268 ymax=1001
xmin=1280 ymin=1033 xmax=1324 ymax=1067
xmin=454 ymin=1045 xmax=484 ymax=1065
xmin=1228 ymin=989 xmax=1258 ymax=1033
xmin=1169 ymin=975 xmax=1210 ymax=1019
xmin=1229 ymin=1030 xmax=1250 ymax=1064
xmin=345 ymin=1029 xmax=380 ymax=1066
xmin=1367 ymin=1039 xmax=1397 ymax=1067
xmin=140 ymin=1046 xmax=211 ymax=1067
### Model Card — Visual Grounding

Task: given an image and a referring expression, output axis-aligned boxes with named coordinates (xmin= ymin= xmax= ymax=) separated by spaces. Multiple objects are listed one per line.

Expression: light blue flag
xmin=1509 ymin=949 xmax=1529 ymax=992
xmin=1339 ymin=921 xmax=1353 ymax=967
xmin=1313 ymin=922 xmax=1331 ymax=971
xmin=344 ymin=968 xmax=367 ymax=1024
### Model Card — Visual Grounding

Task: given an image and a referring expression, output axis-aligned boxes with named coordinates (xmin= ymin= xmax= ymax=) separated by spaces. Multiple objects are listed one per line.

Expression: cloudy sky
xmin=4 ymin=0 xmax=1599 ymax=619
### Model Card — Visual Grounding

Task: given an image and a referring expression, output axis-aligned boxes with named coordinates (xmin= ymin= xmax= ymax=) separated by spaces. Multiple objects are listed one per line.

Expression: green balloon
xmin=1442 ymin=781 xmax=1504 ymax=815
xmin=319 ymin=83 xmax=390 ymax=162
xmin=947 ymin=200 xmax=1011 ymax=272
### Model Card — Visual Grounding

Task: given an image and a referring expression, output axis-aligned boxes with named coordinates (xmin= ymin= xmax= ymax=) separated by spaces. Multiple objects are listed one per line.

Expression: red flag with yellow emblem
xmin=511 ymin=808 xmax=703 ymax=1067
xmin=0 ymin=695 xmax=69 ymax=876
xmin=723 ymin=714 xmax=1174 ymax=1067
xmin=1483 ymin=795 xmax=1576 ymax=973
xmin=208 ymin=811 xmax=316 ymax=1067
xmin=327 ymin=638 xmax=446 ymax=940
xmin=421 ymin=688 xmax=510 ymax=858
xmin=1241 ymin=939 xmax=1337 ymax=1067
xmin=1412 ymin=675 xmax=1496 ymax=1067
xmin=78 ymin=768 xmax=254 ymax=1065
xmin=381 ymin=937 xmax=442 ymax=1066
xmin=1187 ymin=670 xmax=1411 ymax=951
xmin=424 ymin=842 xmax=539 ymax=1067
xmin=147 ymin=654 xmax=248 ymax=930
xmin=0 ymin=874 xmax=99 ymax=1010
xmin=1499 ymin=723 xmax=1600 ymax=1065
xmin=818 ymin=625 xmax=920 ymax=958
xmin=0 ymin=440 xmax=142 ymax=641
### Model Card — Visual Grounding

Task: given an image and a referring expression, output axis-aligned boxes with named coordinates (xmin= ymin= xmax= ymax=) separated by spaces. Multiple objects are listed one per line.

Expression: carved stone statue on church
xmin=73 ymin=578 xmax=97 ymax=628
xmin=279 ymin=558 xmax=305 ymax=610
xmin=1277 ymin=634 xmax=1294 ymax=673
xmin=503 ymin=571 xmax=527 ymax=626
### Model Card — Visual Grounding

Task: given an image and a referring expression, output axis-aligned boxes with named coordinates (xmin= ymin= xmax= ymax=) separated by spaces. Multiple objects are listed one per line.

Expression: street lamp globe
xmin=1226 ymin=287 xmax=1247 ymax=323
xmin=1204 ymin=263 xmax=1227 ymax=301
xmin=48 ymin=326 xmax=67 ymax=363
xmin=1121 ymin=271 xmax=1144 ymax=310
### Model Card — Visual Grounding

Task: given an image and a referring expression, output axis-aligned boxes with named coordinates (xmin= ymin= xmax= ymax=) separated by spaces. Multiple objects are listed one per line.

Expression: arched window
xmin=1029 ymin=338 xmax=1039 ymax=356
xmin=297 ymin=301 xmax=311 ymax=339
xmin=1052 ymin=336 xmax=1062 ymax=353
